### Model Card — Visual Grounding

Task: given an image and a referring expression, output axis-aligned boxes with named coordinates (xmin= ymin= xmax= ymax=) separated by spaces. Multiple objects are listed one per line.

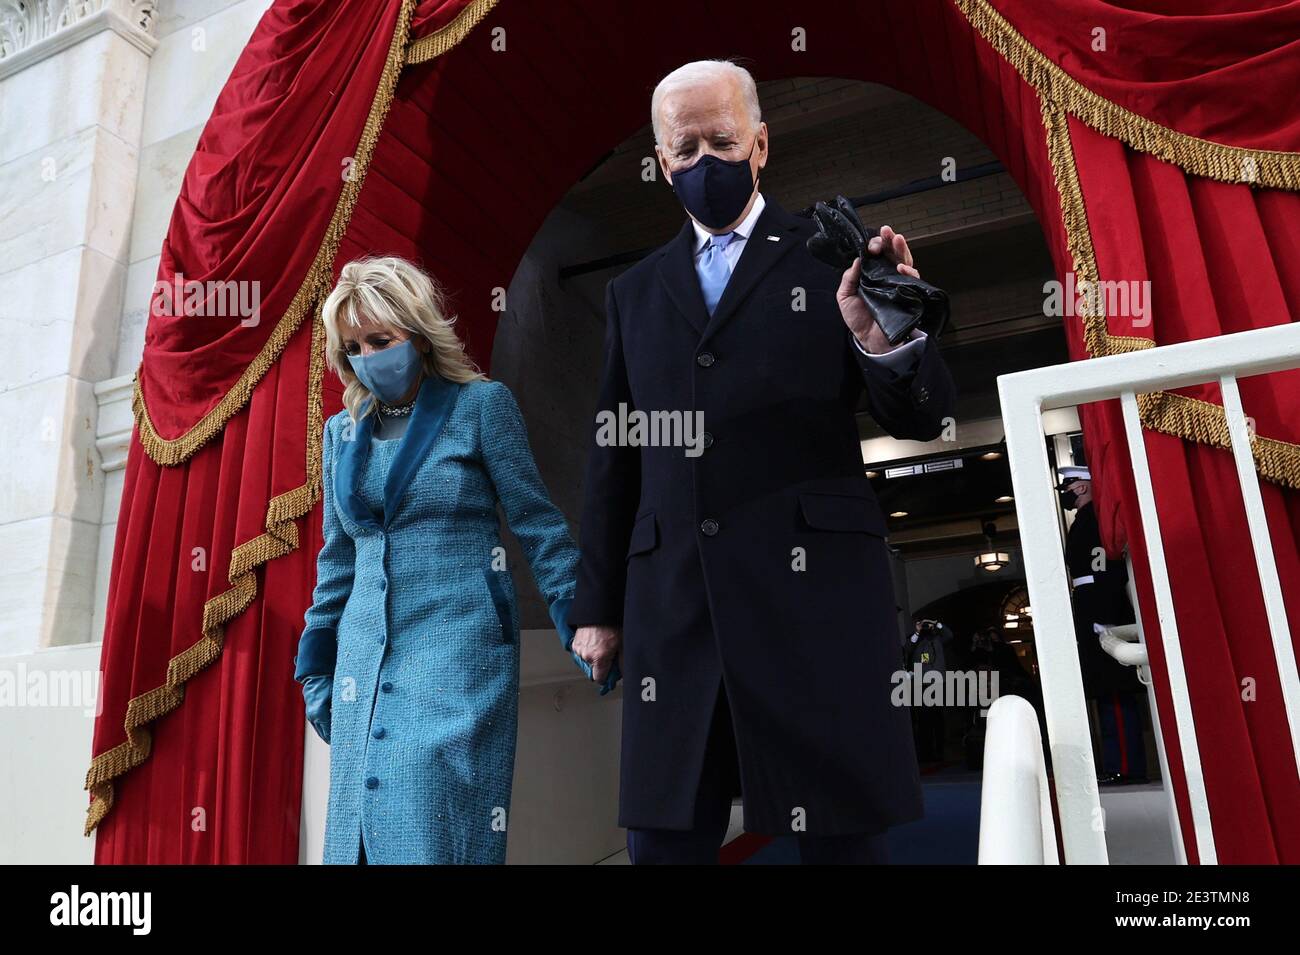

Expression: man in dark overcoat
xmin=567 ymin=59 xmax=957 ymax=864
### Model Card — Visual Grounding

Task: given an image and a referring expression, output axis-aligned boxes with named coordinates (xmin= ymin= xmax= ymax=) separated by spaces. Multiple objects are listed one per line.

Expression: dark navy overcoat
xmin=568 ymin=198 xmax=957 ymax=835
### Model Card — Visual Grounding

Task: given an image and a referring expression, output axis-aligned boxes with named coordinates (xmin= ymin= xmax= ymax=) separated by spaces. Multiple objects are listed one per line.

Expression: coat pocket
xmin=798 ymin=491 xmax=888 ymax=537
xmin=626 ymin=510 xmax=658 ymax=559
xmin=482 ymin=567 xmax=515 ymax=644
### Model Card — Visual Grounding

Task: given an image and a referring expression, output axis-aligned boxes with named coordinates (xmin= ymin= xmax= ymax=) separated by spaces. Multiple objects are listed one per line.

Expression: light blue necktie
xmin=697 ymin=231 xmax=736 ymax=315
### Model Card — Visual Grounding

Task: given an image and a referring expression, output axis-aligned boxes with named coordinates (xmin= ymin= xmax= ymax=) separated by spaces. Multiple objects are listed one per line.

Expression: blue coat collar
xmin=335 ymin=374 xmax=463 ymax=529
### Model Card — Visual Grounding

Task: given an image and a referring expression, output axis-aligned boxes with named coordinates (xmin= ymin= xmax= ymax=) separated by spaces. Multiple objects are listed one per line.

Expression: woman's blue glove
xmin=569 ymin=644 xmax=622 ymax=696
xmin=295 ymin=627 xmax=337 ymax=742
xmin=301 ymin=675 xmax=333 ymax=744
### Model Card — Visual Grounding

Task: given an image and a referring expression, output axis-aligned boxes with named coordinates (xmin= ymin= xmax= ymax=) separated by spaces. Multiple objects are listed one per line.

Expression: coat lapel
xmin=334 ymin=375 xmax=463 ymax=531
xmin=335 ymin=405 xmax=379 ymax=529
xmin=383 ymin=375 xmax=462 ymax=526
xmin=700 ymin=199 xmax=803 ymax=344
xmin=656 ymin=219 xmax=711 ymax=337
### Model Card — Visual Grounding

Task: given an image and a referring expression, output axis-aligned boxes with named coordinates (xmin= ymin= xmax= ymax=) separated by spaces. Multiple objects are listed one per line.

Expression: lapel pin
xmin=766 ymin=235 xmax=781 ymax=242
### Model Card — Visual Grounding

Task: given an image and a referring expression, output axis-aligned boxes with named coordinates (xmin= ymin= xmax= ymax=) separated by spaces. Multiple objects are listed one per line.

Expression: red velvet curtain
xmin=1072 ymin=124 xmax=1300 ymax=862
xmin=90 ymin=0 xmax=1300 ymax=863
xmin=88 ymin=0 xmax=411 ymax=861
xmin=91 ymin=327 xmax=319 ymax=862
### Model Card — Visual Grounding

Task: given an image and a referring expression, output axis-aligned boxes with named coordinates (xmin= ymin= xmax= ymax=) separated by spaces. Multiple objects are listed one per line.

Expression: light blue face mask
xmin=347 ymin=338 xmax=422 ymax=405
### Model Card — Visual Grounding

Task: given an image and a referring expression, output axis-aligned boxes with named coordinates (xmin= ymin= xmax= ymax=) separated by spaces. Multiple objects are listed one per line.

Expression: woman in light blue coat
xmin=294 ymin=256 xmax=612 ymax=865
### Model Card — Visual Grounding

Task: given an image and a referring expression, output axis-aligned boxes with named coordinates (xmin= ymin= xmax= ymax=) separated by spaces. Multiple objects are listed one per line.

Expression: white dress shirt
xmin=691 ymin=192 xmax=926 ymax=372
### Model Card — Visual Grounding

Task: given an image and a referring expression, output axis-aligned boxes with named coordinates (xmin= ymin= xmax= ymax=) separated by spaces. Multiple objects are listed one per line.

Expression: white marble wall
xmin=93 ymin=0 xmax=273 ymax=648
xmin=0 ymin=642 xmax=103 ymax=863
xmin=0 ymin=1 xmax=271 ymax=655
xmin=0 ymin=1 xmax=272 ymax=856
xmin=0 ymin=12 xmax=153 ymax=654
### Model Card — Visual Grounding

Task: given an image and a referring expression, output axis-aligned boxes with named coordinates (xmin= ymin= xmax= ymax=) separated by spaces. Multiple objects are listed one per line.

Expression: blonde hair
xmin=321 ymin=256 xmax=486 ymax=422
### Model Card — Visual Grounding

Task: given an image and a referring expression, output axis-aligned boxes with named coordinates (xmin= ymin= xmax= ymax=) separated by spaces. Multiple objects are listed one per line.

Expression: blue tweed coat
xmin=297 ymin=374 xmax=580 ymax=864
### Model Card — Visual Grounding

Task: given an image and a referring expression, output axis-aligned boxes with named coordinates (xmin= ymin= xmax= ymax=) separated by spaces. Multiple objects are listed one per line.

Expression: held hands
xmin=572 ymin=625 xmax=622 ymax=687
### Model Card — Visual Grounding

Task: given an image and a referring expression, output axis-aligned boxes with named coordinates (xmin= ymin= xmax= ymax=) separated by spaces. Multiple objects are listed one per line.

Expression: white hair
xmin=651 ymin=60 xmax=761 ymax=145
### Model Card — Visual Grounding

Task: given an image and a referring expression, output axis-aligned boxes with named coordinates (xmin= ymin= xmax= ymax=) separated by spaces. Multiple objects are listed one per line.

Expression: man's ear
xmin=756 ymin=121 xmax=769 ymax=171
xmin=656 ymin=145 xmax=673 ymax=186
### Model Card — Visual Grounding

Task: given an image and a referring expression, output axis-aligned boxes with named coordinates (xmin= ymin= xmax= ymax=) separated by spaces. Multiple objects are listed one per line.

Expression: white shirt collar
xmin=692 ymin=192 xmax=767 ymax=254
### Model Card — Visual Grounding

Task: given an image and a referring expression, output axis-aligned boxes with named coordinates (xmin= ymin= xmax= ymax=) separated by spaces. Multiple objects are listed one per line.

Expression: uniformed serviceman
xmin=1059 ymin=465 xmax=1149 ymax=785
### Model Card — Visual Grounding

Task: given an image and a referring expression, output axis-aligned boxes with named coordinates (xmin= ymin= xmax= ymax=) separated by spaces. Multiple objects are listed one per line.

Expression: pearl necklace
xmin=378 ymin=398 xmax=416 ymax=417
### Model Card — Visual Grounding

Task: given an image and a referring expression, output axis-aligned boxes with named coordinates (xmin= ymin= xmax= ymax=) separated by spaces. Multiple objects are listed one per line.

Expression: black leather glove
xmin=806 ymin=195 xmax=950 ymax=345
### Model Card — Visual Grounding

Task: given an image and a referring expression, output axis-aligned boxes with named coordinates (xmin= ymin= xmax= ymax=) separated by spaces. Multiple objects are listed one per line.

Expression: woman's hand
xmin=301 ymin=675 xmax=333 ymax=744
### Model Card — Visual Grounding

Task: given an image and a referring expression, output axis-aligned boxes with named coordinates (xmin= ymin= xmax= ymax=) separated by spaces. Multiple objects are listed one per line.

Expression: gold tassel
xmin=134 ymin=0 xmax=419 ymax=467
xmin=85 ymin=312 xmax=326 ymax=836
xmin=90 ymin=0 xmax=499 ymax=839
xmin=954 ymin=0 xmax=1300 ymax=190
xmin=1022 ymin=15 xmax=1300 ymax=491
xmin=406 ymin=0 xmax=500 ymax=65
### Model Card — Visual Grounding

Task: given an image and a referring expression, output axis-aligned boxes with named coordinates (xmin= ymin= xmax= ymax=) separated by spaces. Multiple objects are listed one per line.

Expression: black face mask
xmin=1059 ymin=488 xmax=1080 ymax=510
xmin=669 ymin=137 xmax=760 ymax=230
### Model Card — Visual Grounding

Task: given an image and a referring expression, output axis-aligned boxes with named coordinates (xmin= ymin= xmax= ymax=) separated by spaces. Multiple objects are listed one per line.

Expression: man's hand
xmin=836 ymin=224 xmax=921 ymax=354
xmin=572 ymin=625 xmax=622 ymax=685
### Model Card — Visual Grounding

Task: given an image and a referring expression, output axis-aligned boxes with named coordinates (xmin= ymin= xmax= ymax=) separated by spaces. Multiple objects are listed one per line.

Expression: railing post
xmin=998 ymin=381 xmax=1108 ymax=864
xmin=1118 ymin=391 xmax=1217 ymax=863
xmin=1219 ymin=375 xmax=1300 ymax=778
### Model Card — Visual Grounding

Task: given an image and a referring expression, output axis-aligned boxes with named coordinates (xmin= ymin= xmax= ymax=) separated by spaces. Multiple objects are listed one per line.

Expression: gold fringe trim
xmin=133 ymin=280 xmax=320 ymax=467
xmin=80 ymin=1 xmax=415 ymax=837
xmin=1039 ymin=94 xmax=1154 ymax=358
xmin=134 ymin=0 xmax=418 ymax=468
xmin=954 ymin=0 xmax=1300 ymax=191
xmin=1037 ymin=86 xmax=1300 ymax=491
xmin=88 ymin=0 xmax=499 ymax=838
xmin=1138 ymin=392 xmax=1300 ymax=491
xmin=85 ymin=311 xmax=326 ymax=835
xmin=405 ymin=0 xmax=499 ymax=65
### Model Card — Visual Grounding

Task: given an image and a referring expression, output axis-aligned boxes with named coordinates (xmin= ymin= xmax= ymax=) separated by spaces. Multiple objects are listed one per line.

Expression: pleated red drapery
xmin=89 ymin=0 xmax=1300 ymax=862
xmin=87 ymin=0 xmax=416 ymax=860
xmin=1070 ymin=136 xmax=1300 ymax=861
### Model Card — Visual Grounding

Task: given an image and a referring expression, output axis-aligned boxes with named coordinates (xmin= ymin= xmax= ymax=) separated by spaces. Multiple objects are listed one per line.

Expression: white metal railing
xmin=1097 ymin=623 xmax=1144 ymax=669
xmin=1122 ymin=559 xmax=1186 ymax=864
xmin=978 ymin=695 xmax=1059 ymax=864
xmin=997 ymin=321 xmax=1300 ymax=864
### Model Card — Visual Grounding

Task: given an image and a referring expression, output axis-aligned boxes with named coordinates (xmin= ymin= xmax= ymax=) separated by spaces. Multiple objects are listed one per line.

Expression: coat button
xmin=702 ymin=431 xmax=714 ymax=449
xmin=381 ymin=681 xmax=393 ymax=693
xmin=372 ymin=727 xmax=386 ymax=739
xmin=696 ymin=351 xmax=716 ymax=367
xmin=700 ymin=519 xmax=719 ymax=536
xmin=379 ymin=578 xmax=387 ymax=592
xmin=916 ymin=386 xmax=930 ymax=403
xmin=365 ymin=776 xmax=379 ymax=789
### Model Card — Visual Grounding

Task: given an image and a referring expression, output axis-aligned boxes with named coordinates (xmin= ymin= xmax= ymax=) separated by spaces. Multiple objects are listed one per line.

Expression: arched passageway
xmin=90 ymin=0 xmax=1300 ymax=864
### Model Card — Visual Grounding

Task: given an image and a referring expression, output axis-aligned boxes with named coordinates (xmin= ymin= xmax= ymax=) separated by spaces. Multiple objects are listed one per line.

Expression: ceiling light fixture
xmin=975 ymin=520 xmax=1009 ymax=572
